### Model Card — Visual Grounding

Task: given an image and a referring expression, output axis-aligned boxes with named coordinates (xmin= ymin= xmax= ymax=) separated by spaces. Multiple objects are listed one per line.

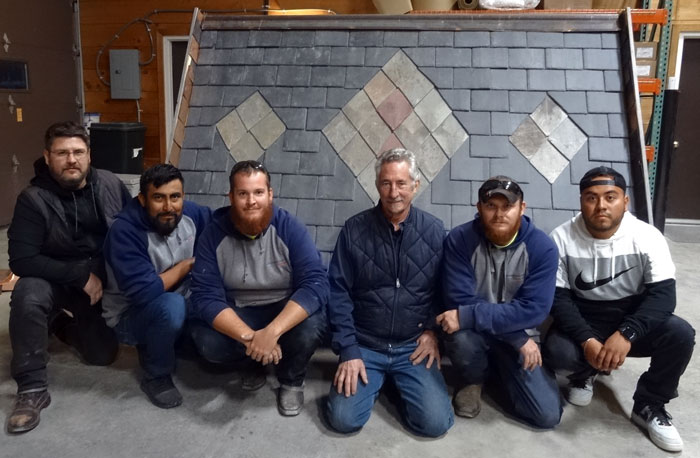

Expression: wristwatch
xmin=618 ymin=325 xmax=637 ymax=342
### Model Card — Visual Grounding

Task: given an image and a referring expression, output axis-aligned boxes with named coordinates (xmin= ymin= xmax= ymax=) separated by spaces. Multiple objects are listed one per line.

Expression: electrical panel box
xmin=109 ymin=49 xmax=141 ymax=100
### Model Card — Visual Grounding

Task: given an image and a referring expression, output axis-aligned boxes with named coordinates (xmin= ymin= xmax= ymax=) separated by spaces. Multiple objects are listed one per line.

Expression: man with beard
xmin=437 ymin=176 xmax=562 ymax=428
xmin=102 ymin=164 xmax=211 ymax=408
xmin=325 ymin=148 xmax=453 ymax=437
xmin=189 ymin=160 xmax=328 ymax=416
xmin=6 ymin=121 xmax=131 ymax=433
xmin=543 ymin=166 xmax=695 ymax=452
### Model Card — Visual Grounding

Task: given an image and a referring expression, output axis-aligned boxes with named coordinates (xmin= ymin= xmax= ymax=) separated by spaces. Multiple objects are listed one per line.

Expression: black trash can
xmin=89 ymin=122 xmax=146 ymax=174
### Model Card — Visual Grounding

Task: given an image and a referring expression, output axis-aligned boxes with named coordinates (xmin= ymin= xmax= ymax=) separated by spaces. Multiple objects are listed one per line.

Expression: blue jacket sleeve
xmin=443 ymin=228 xmax=558 ymax=337
xmin=190 ymin=223 xmax=230 ymax=324
xmin=105 ymin=219 xmax=165 ymax=307
xmin=278 ymin=213 xmax=329 ymax=317
xmin=183 ymin=201 xmax=213 ymax=246
xmin=327 ymin=224 xmax=362 ymax=362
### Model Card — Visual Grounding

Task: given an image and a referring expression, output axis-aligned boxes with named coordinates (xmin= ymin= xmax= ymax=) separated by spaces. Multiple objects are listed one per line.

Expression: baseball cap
xmin=478 ymin=176 xmax=524 ymax=204
xmin=579 ymin=166 xmax=626 ymax=193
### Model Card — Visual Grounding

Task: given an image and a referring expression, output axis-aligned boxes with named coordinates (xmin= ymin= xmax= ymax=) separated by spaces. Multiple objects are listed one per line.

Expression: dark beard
xmin=54 ymin=168 xmax=88 ymax=190
xmin=150 ymin=211 xmax=182 ymax=236
xmin=231 ymin=203 xmax=273 ymax=236
xmin=483 ymin=217 xmax=521 ymax=246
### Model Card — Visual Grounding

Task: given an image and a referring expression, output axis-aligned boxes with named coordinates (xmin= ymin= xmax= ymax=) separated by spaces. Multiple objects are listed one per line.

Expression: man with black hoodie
xmin=6 ymin=121 xmax=131 ymax=434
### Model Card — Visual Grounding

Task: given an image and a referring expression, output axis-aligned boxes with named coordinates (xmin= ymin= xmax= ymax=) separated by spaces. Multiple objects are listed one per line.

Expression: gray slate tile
xmin=551 ymin=169 xmax=581 ymax=210
xmin=223 ymin=86 xmax=257 ymax=106
xmin=471 ymin=135 xmax=512 ymax=158
xmin=299 ymin=138 xmax=337 ymax=176
xmin=280 ymin=174 xmax=318 ymax=198
xmin=281 ymin=31 xmax=315 ymax=48
xmin=546 ymin=49 xmax=583 ymax=70
xmin=452 ymin=205 xmax=478 ymax=226
xmin=178 ymin=149 xmax=197 ymax=170
xmin=311 ymin=67 xmax=346 ymax=87
xmin=440 ymin=89 xmax=470 ymax=111
xmin=384 ymin=31 xmax=418 ymax=47
xmin=549 ymin=92 xmax=588 ymax=114
xmin=195 ymin=141 xmax=230 ymax=172
xmin=330 ymin=47 xmax=365 ymax=67
xmin=564 ymin=33 xmax=602 ymax=48
xmin=199 ymin=31 xmax=217 ymax=49
xmin=190 ymin=86 xmax=224 ymax=107
xmin=570 ymin=114 xmax=609 ymax=137
xmin=284 ymin=130 xmax=320 ymax=152
xmin=491 ymin=112 xmax=528 ymax=136
xmin=315 ymin=225 xmax=342 ymax=251
xmin=528 ymin=70 xmax=566 ymax=91
xmin=455 ymin=111 xmax=490 ymax=135
xmin=263 ymin=148 xmax=299 ymax=174
xmin=491 ymin=31 xmax=527 ymax=47
xmin=345 ymin=67 xmax=378 ymax=89
xmin=315 ymin=31 xmax=349 ymax=47
xmin=455 ymin=31 xmax=490 ymax=47
xmin=182 ymin=171 xmax=212 ymax=194
xmin=436 ymin=48 xmax=472 ymax=68
xmin=291 ymin=87 xmax=327 ymax=108
xmin=527 ymin=32 xmax=564 ymax=48
xmin=295 ymin=47 xmax=331 ymax=65
xmin=276 ymin=108 xmax=307 ymax=130
xmin=248 ymin=31 xmax=282 ymax=47
xmin=588 ymin=137 xmax=630 ymax=162
xmin=216 ymin=31 xmax=249 ymax=49
xmin=318 ymin=162 xmax=355 ymax=200
xmin=430 ymin=166 xmax=471 ymax=205
xmin=365 ymin=47 xmax=399 ymax=67
xmin=583 ymin=49 xmax=621 ymax=70
xmin=509 ymin=91 xmax=546 ymax=113
xmin=275 ymin=198 xmax=298 ymax=215
xmin=208 ymin=171 xmax=230 ymax=195
xmin=183 ymin=126 xmax=215 ymax=149
xmin=405 ymin=48 xmax=436 ymax=67
xmin=587 ymin=92 xmax=625 ymax=113
xmin=608 ymin=113 xmax=628 ymax=138
xmin=276 ymin=66 xmax=311 ymax=87
xmin=188 ymin=194 xmax=227 ymax=209
xmin=473 ymin=48 xmax=508 ymax=68
xmin=349 ymin=31 xmax=383 ymax=47
xmin=327 ymin=88 xmax=358 ymax=108
xmin=229 ymin=48 xmax=264 ymax=65
xmin=242 ymin=66 xmax=278 ymax=86
xmin=491 ymin=69 xmax=527 ymax=90
xmin=422 ymin=67 xmax=453 ymax=89
xmin=601 ymin=33 xmax=620 ymax=49
xmin=450 ymin=142 xmax=490 ymax=181
xmin=259 ymin=87 xmax=292 ymax=107
xmin=532 ymin=208 xmax=574 ymax=235
xmin=334 ymin=184 xmax=374 ymax=225
xmin=509 ymin=49 xmax=545 ymax=69
xmin=306 ymin=109 xmax=338 ymax=131
xmin=454 ymin=68 xmax=491 ymax=89
xmin=604 ymin=71 xmax=623 ymax=92
xmin=471 ymin=90 xmax=509 ymax=111
xmin=263 ymin=48 xmax=297 ymax=65
xmin=419 ymin=31 xmax=454 ymax=47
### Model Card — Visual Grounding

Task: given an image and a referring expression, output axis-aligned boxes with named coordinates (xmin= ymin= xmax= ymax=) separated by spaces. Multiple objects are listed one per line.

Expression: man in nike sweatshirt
xmin=543 ymin=166 xmax=695 ymax=453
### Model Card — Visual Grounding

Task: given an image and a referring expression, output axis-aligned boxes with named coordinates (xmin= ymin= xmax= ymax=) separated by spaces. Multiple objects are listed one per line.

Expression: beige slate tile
xmin=395 ymin=112 xmax=430 ymax=154
xmin=510 ymin=117 xmax=547 ymax=160
xmin=529 ymin=141 xmax=569 ymax=184
xmin=376 ymin=89 xmax=413 ymax=131
xmin=250 ymin=111 xmax=286 ymax=150
xmin=357 ymin=162 xmax=380 ymax=204
xmin=216 ymin=109 xmax=246 ymax=151
xmin=338 ymin=133 xmax=375 ymax=177
xmin=323 ymin=112 xmax=357 ymax=153
xmin=417 ymin=135 xmax=448 ymax=182
xmin=343 ymin=90 xmax=375 ymax=131
xmin=364 ymin=71 xmax=395 ymax=108
xmin=549 ymin=117 xmax=587 ymax=160
xmin=530 ymin=96 xmax=567 ymax=136
xmin=237 ymin=92 xmax=272 ymax=130
xmin=414 ymin=89 xmax=451 ymax=132
xmin=433 ymin=114 xmax=468 ymax=158
xmin=229 ymin=131 xmax=263 ymax=163
xmin=359 ymin=110 xmax=392 ymax=155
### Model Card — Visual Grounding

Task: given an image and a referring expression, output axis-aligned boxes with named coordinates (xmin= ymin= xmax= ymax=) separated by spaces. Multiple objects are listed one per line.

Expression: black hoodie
xmin=8 ymin=158 xmax=131 ymax=289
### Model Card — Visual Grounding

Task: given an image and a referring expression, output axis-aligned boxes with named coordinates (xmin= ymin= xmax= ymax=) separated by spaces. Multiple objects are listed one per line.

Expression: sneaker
xmin=241 ymin=367 xmax=267 ymax=391
xmin=277 ymin=385 xmax=304 ymax=416
xmin=566 ymin=375 xmax=596 ymax=406
xmin=6 ymin=390 xmax=51 ymax=434
xmin=632 ymin=404 xmax=684 ymax=452
xmin=453 ymin=384 xmax=482 ymax=418
xmin=140 ymin=376 xmax=182 ymax=409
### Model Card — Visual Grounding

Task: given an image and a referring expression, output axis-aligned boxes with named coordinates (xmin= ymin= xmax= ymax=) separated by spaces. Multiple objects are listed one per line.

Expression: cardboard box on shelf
xmin=636 ymin=59 xmax=657 ymax=78
xmin=373 ymin=0 xmax=457 ymax=13
xmin=634 ymin=42 xmax=658 ymax=60
xmin=592 ymin=0 xmax=638 ymax=8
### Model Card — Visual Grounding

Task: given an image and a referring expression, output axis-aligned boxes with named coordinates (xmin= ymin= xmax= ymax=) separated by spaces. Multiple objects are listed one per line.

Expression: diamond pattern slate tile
xmin=529 ymin=142 xmax=569 ymax=184
xmin=357 ymin=162 xmax=380 ymax=203
xmin=395 ymin=112 xmax=430 ymax=153
xmin=414 ymin=89 xmax=451 ymax=132
xmin=380 ymin=133 xmax=404 ymax=154
xmin=359 ymin=110 xmax=392 ymax=155
xmin=323 ymin=112 xmax=357 ymax=153
xmin=418 ymin=136 xmax=449 ymax=182
xmin=376 ymin=89 xmax=412 ymax=131
xmin=229 ymin=132 xmax=263 ymax=162
xmin=365 ymin=72 xmax=396 ymax=107
xmin=510 ymin=117 xmax=547 ymax=159
xmin=250 ymin=111 xmax=286 ymax=149
xmin=339 ymin=134 xmax=375 ymax=177
xmin=343 ymin=90 xmax=375 ymax=130
xmin=382 ymin=51 xmax=432 ymax=105
xmin=433 ymin=114 xmax=468 ymax=158
xmin=237 ymin=92 xmax=272 ymax=130
xmin=530 ymin=96 xmax=567 ymax=135
xmin=216 ymin=110 xmax=247 ymax=150
xmin=549 ymin=117 xmax=587 ymax=160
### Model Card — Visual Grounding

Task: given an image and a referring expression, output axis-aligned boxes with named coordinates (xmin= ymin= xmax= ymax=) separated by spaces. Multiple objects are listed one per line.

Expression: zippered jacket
xmin=8 ymin=158 xmax=131 ymax=288
xmin=549 ymin=212 xmax=676 ymax=343
xmin=102 ymin=197 xmax=212 ymax=327
xmin=328 ymin=205 xmax=445 ymax=362
xmin=190 ymin=205 xmax=328 ymax=325
xmin=442 ymin=215 xmax=558 ymax=348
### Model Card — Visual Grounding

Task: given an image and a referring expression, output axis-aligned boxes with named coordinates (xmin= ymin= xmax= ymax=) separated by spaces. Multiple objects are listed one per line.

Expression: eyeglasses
xmin=479 ymin=179 xmax=523 ymax=200
xmin=231 ymin=160 xmax=265 ymax=175
xmin=50 ymin=149 xmax=88 ymax=159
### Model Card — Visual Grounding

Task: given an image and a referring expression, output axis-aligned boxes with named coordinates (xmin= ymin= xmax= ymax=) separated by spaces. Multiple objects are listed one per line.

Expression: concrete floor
xmin=0 ymin=226 xmax=697 ymax=458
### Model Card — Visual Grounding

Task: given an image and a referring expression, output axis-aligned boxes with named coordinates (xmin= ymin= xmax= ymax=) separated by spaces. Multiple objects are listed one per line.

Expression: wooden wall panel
xmin=79 ymin=0 xmax=378 ymax=166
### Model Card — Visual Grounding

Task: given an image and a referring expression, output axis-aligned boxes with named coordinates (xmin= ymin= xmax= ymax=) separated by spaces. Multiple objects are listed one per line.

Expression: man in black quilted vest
xmin=6 ymin=121 xmax=131 ymax=434
xmin=325 ymin=148 xmax=453 ymax=437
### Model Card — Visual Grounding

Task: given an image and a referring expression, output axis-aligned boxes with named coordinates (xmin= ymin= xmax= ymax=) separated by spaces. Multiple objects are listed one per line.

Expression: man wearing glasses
xmin=189 ymin=160 xmax=327 ymax=416
xmin=437 ymin=176 xmax=562 ymax=428
xmin=6 ymin=121 xmax=131 ymax=433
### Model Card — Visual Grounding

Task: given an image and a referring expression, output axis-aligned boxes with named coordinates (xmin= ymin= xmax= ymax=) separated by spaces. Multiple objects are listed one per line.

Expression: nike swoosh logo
xmin=574 ymin=266 xmax=636 ymax=291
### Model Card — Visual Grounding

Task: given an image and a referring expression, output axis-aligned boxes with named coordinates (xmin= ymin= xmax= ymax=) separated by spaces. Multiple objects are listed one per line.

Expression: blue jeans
xmin=444 ymin=329 xmax=562 ymax=429
xmin=326 ymin=343 xmax=454 ymax=438
xmin=114 ymin=292 xmax=186 ymax=379
xmin=188 ymin=302 xmax=326 ymax=387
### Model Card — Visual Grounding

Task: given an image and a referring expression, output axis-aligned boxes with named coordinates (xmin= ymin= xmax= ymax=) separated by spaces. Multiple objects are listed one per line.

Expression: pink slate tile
xmin=379 ymin=133 xmax=404 ymax=156
xmin=377 ymin=89 xmax=413 ymax=131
